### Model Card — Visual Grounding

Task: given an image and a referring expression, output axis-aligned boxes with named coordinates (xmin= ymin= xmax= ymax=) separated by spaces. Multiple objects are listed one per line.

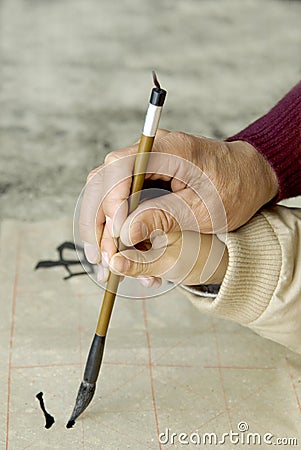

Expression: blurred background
xmin=0 ymin=0 xmax=300 ymax=221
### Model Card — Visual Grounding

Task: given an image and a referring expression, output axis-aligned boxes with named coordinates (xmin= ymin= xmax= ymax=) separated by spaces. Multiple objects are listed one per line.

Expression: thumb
xmin=109 ymin=232 xmax=181 ymax=278
xmin=119 ymin=190 xmax=199 ymax=246
xmin=109 ymin=246 xmax=165 ymax=278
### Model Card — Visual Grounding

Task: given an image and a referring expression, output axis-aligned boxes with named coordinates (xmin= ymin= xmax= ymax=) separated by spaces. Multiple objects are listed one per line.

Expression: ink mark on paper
xmin=35 ymin=241 xmax=94 ymax=280
xmin=36 ymin=392 xmax=55 ymax=429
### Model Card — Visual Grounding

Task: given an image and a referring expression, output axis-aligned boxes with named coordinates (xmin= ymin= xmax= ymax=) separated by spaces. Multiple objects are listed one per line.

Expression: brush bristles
xmin=152 ymin=70 xmax=161 ymax=90
xmin=66 ymin=380 xmax=96 ymax=428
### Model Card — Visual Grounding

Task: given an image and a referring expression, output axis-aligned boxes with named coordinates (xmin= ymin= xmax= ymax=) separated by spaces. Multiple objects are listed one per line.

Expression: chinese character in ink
xmin=35 ymin=241 xmax=95 ymax=280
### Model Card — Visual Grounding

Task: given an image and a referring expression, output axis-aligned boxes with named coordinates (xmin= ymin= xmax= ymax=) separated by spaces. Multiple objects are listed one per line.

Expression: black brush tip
xmin=152 ymin=70 xmax=161 ymax=89
xmin=66 ymin=380 xmax=96 ymax=429
xmin=66 ymin=420 xmax=75 ymax=429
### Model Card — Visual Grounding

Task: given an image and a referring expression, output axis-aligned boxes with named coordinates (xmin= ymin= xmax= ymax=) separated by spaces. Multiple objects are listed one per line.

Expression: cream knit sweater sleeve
xmin=181 ymin=206 xmax=301 ymax=354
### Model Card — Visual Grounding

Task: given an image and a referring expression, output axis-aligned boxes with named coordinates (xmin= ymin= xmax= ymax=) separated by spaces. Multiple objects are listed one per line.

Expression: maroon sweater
xmin=226 ymin=82 xmax=301 ymax=202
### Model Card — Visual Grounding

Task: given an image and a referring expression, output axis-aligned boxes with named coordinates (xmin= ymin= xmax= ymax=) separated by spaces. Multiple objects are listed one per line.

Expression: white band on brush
xmin=142 ymin=104 xmax=162 ymax=137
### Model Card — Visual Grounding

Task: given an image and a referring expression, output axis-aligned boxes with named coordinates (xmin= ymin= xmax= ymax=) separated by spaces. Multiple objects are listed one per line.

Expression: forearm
xmin=226 ymin=82 xmax=301 ymax=202
xmin=181 ymin=206 xmax=301 ymax=354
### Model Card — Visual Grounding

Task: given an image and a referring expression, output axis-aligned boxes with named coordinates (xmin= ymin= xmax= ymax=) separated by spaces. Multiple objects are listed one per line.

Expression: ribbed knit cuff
xmin=183 ymin=213 xmax=281 ymax=325
xmin=226 ymin=82 xmax=301 ymax=202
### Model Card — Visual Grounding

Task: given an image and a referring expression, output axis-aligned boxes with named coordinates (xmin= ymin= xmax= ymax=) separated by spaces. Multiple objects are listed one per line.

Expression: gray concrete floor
xmin=0 ymin=0 xmax=300 ymax=221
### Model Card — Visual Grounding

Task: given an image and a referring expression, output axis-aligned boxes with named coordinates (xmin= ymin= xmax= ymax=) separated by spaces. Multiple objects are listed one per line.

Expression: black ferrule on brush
xmin=149 ymin=87 xmax=167 ymax=106
xmin=83 ymin=334 xmax=106 ymax=384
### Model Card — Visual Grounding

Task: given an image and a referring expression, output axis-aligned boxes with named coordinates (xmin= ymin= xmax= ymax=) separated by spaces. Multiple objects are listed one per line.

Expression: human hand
xmin=79 ymin=129 xmax=278 ymax=271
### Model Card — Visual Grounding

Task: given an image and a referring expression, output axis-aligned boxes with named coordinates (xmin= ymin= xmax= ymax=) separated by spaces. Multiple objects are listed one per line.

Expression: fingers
xmin=108 ymin=231 xmax=181 ymax=280
xmin=104 ymin=142 xmax=138 ymax=164
xmin=119 ymin=189 xmax=199 ymax=247
xmin=136 ymin=276 xmax=162 ymax=289
xmin=97 ymin=233 xmax=162 ymax=287
xmin=101 ymin=131 xmax=172 ymax=234
xmin=109 ymin=231 xmax=227 ymax=286
xmin=109 ymin=232 xmax=184 ymax=284
xmin=100 ymin=219 xmax=117 ymax=264
xmin=103 ymin=129 xmax=170 ymax=166
xmin=102 ymin=148 xmax=136 ymax=235
xmin=79 ymin=129 xmax=176 ymax=264
xmin=109 ymin=246 xmax=167 ymax=279
xmin=79 ymin=167 xmax=105 ymax=263
xmin=79 ymin=142 xmax=139 ymax=263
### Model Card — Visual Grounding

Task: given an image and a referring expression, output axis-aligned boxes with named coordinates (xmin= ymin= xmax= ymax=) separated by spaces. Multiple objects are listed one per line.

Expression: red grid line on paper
xmin=6 ymin=234 xmax=301 ymax=449
xmin=211 ymin=317 xmax=233 ymax=430
xmin=12 ymin=362 xmax=82 ymax=369
xmin=288 ymin=371 xmax=301 ymax=413
xmin=16 ymin=290 xmax=102 ymax=297
xmin=72 ymin=294 xmax=154 ymax=450
xmin=77 ymin=296 xmax=85 ymax=450
xmin=192 ymin=371 xmax=280 ymax=434
xmin=6 ymin=234 xmax=22 ymax=450
xmin=142 ymin=299 xmax=162 ymax=450
xmin=92 ymin=414 xmax=156 ymax=450
xmin=11 ymin=361 xmax=278 ymax=370
xmin=285 ymin=355 xmax=301 ymax=415
xmin=150 ymin=322 xmax=213 ymax=367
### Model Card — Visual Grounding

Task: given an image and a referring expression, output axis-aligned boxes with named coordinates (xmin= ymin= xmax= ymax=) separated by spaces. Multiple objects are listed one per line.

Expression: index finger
xmin=79 ymin=166 xmax=106 ymax=255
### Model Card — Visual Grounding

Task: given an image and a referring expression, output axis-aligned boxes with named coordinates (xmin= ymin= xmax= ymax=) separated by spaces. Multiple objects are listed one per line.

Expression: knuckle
xmin=104 ymin=152 xmax=119 ymax=165
xmin=139 ymin=261 xmax=150 ymax=276
xmin=130 ymin=253 xmax=149 ymax=276
xmin=153 ymin=209 xmax=175 ymax=233
xmin=156 ymin=128 xmax=170 ymax=139
xmin=171 ymin=131 xmax=186 ymax=141
xmin=86 ymin=165 xmax=104 ymax=184
xmin=86 ymin=168 xmax=98 ymax=183
xmin=161 ymin=131 xmax=194 ymax=161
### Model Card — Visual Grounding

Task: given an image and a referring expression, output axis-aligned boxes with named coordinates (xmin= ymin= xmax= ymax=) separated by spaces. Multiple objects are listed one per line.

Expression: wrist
xmin=184 ymin=234 xmax=228 ymax=285
xmin=201 ymin=235 xmax=228 ymax=284
xmin=249 ymin=141 xmax=279 ymax=203
xmin=230 ymin=140 xmax=279 ymax=206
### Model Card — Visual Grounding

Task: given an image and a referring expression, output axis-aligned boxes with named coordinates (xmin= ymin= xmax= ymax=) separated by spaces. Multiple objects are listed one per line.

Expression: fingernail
xmin=105 ymin=215 xmax=114 ymax=237
xmin=152 ymin=278 xmax=162 ymax=289
xmin=113 ymin=201 xmax=128 ymax=238
xmin=97 ymin=264 xmax=104 ymax=282
xmin=110 ymin=255 xmax=130 ymax=274
xmin=130 ymin=221 xmax=148 ymax=244
xmin=137 ymin=275 xmax=153 ymax=288
xmin=97 ymin=264 xmax=109 ymax=283
xmin=101 ymin=251 xmax=109 ymax=268
xmin=83 ymin=242 xmax=100 ymax=264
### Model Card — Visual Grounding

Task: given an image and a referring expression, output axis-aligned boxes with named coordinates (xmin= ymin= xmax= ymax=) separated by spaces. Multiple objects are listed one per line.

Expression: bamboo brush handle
xmin=96 ymin=135 xmax=155 ymax=336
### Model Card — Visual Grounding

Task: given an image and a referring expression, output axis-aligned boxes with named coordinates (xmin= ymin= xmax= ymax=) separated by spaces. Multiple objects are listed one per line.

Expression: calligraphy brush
xmin=66 ymin=71 xmax=167 ymax=428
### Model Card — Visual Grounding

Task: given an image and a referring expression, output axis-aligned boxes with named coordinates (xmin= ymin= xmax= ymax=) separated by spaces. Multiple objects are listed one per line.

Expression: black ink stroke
xmin=35 ymin=241 xmax=94 ymax=280
xmin=36 ymin=392 xmax=55 ymax=429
